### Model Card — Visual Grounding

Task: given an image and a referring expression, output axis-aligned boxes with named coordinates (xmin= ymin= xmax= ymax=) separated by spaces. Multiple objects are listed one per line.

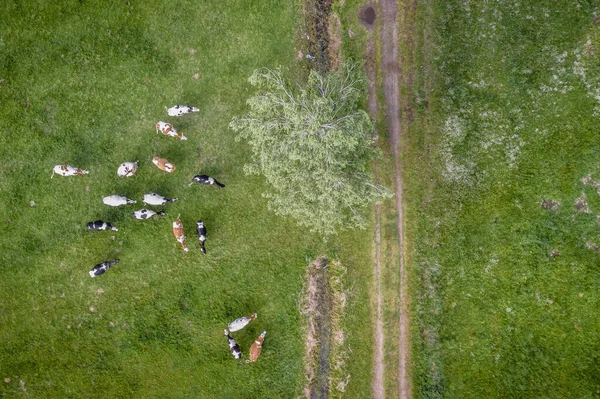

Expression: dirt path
xmin=380 ymin=0 xmax=412 ymax=397
xmin=364 ymin=9 xmax=385 ymax=398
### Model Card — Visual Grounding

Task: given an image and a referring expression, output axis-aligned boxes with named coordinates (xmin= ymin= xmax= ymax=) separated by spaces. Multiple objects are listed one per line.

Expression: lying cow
xmin=224 ymin=329 xmax=242 ymax=360
xmin=189 ymin=174 xmax=225 ymax=188
xmin=132 ymin=209 xmax=165 ymax=219
xmin=87 ymin=220 xmax=118 ymax=231
xmin=172 ymin=218 xmax=189 ymax=252
xmin=166 ymin=105 xmax=199 ymax=116
xmin=142 ymin=193 xmax=178 ymax=206
xmin=51 ymin=164 xmax=89 ymax=179
xmin=103 ymin=195 xmax=136 ymax=206
xmin=248 ymin=331 xmax=267 ymax=363
xmin=228 ymin=313 xmax=257 ymax=332
xmin=117 ymin=161 xmax=138 ymax=177
xmin=89 ymin=259 xmax=120 ymax=278
xmin=156 ymin=121 xmax=187 ymax=141
xmin=152 ymin=156 xmax=176 ymax=173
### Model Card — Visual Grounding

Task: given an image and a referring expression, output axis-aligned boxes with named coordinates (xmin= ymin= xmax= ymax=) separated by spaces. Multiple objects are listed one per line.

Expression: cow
xmin=224 ymin=329 xmax=242 ymax=360
xmin=166 ymin=105 xmax=199 ymax=116
xmin=142 ymin=193 xmax=178 ymax=206
xmin=196 ymin=220 xmax=207 ymax=255
xmin=248 ymin=331 xmax=266 ymax=363
xmin=87 ymin=220 xmax=118 ymax=231
xmin=51 ymin=164 xmax=89 ymax=179
xmin=132 ymin=209 xmax=165 ymax=219
xmin=228 ymin=313 xmax=257 ymax=332
xmin=89 ymin=259 xmax=120 ymax=278
xmin=172 ymin=218 xmax=189 ymax=252
xmin=188 ymin=174 xmax=225 ymax=188
xmin=156 ymin=121 xmax=187 ymax=141
xmin=102 ymin=195 xmax=136 ymax=206
xmin=152 ymin=156 xmax=176 ymax=173
xmin=117 ymin=161 xmax=138 ymax=177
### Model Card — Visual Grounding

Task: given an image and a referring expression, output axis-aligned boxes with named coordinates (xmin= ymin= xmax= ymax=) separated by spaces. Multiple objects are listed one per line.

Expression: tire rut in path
xmin=380 ymin=0 xmax=413 ymax=397
xmin=364 ymin=7 xmax=385 ymax=397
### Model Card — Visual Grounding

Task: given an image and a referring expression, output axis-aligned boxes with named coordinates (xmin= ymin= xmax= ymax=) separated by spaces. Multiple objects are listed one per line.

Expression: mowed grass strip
xmin=0 ymin=1 xmax=348 ymax=397
xmin=407 ymin=0 xmax=600 ymax=397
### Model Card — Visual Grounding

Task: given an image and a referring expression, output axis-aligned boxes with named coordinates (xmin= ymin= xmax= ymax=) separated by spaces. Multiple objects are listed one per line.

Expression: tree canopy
xmin=230 ymin=63 xmax=391 ymax=236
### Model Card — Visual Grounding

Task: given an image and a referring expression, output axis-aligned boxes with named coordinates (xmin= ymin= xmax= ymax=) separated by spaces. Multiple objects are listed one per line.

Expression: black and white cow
xmin=132 ymin=209 xmax=165 ymax=220
xmin=87 ymin=220 xmax=118 ymax=231
xmin=224 ymin=329 xmax=242 ymax=360
xmin=103 ymin=195 xmax=136 ymax=206
xmin=189 ymin=175 xmax=225 ymax=188
xmin=196 ymin=220 xmax=207 ymax=254
xmin=89 ymin=259 xmax=120 ymax=278
xmin=166 ymin=105 xmax=199 ymax=116
xmin=142 ymin=193 xmax=178 ymax=206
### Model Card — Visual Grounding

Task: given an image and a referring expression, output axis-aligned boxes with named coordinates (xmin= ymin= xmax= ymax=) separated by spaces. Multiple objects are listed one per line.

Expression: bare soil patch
xmin=328 ymin=12 xmax=343 ymax=71
xmin=541 ymin=199 xmax=560 ymax=211
xmin=574 ymin=193 xmax=592 ymax=214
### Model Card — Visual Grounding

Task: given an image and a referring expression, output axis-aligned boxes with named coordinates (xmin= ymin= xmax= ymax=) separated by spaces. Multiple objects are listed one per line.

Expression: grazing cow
xmin=132 ymin=209 xmax=165 ymax=220
xmin=152 ymin=156 xmax=176 ymax=173
xmin=51 ymin=164 xmax=89 ymax=179
xmin=142 ymin=193 xmax=178 ymax=206
xmin=117 ymin=161 xmax=138 ymax=177
xmin=156 ymin=121 xmax=187 ymax=141
xmin=196 ymin=220 xmax=207 ymax=255
xmin=89 ymin=259 xmax=120 ymax=278
xmin=224 ymin=329 xmax=242 ymax=360
xmin=228 ymin=313 xmax=257 ymax=332
xmin=102 ymin=195 xmax=136 ymax=206
xmin=172 ymin=218 xmax=189 ymax=252
xmin=248 ymin=331 xmax=267 ymax=363
xmin=188 ymin=174 xmax=225 ymax=188
xmin=87 ymin=220 xmax=118 ymax=231
xmin=166 ymin=105 xmax=199 ymax=116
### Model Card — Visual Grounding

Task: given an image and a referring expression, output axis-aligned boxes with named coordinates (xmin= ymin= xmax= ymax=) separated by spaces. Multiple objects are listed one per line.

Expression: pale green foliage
xmin=230 ymin=64 xmax=391 ymax=236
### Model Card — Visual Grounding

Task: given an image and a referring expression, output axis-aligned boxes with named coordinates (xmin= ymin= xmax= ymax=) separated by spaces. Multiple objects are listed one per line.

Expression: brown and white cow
xmin=248 ymin=331 xmax=266 ymax=363
xmin=172 ymin=217 xmax=189 ymax=252
xmin=117 ymin=161 xmax=138 ymax=177
xmin=152 ymin=156 xmax=176 ymax=173
xmin=51 ymin=164 xmax=89 ymax=179
xmin=156 ymin=121 xmax=187 ymax=141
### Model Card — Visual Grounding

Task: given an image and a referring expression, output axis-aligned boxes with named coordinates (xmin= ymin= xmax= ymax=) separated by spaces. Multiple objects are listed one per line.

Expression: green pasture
xmin=408 ymin=0 xmax=600 ymax=397
xmin=0 ymin=1 xmax=374 ymax=397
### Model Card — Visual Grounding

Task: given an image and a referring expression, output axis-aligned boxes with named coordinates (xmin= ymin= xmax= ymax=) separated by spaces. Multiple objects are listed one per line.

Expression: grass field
xmin=0 ymin=1 xmax=376 ymax=397
xmin=407 ymin=0 xmax=600 ymax=397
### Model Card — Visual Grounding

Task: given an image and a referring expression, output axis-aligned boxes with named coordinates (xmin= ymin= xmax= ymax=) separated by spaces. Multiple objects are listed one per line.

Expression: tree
xmin=230 ymin=63 xmax=391 ymax=236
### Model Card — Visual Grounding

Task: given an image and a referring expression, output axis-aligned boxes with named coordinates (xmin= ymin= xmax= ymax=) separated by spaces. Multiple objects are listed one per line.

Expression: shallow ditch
xmin=304 ymin=0 xmax=333 ymax=73
xmin=312 ymin=258 xmax=332 ymax=399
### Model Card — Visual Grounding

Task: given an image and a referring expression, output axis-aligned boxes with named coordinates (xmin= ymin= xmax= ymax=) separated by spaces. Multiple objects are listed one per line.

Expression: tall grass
xmin=408 ymin=0 xmax=600 ymax=397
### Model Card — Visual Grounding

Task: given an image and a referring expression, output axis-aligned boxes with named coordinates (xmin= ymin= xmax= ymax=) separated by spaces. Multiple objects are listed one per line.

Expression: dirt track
xmin=381 ymin=0 xmax=413 ymax=396
xmin=366 ymin=0 xmax=413 ymax=397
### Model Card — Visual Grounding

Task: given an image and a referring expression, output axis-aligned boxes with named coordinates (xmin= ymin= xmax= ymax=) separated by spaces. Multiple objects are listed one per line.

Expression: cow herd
xmin=52 ymin=105 xmax=266 ymax=361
